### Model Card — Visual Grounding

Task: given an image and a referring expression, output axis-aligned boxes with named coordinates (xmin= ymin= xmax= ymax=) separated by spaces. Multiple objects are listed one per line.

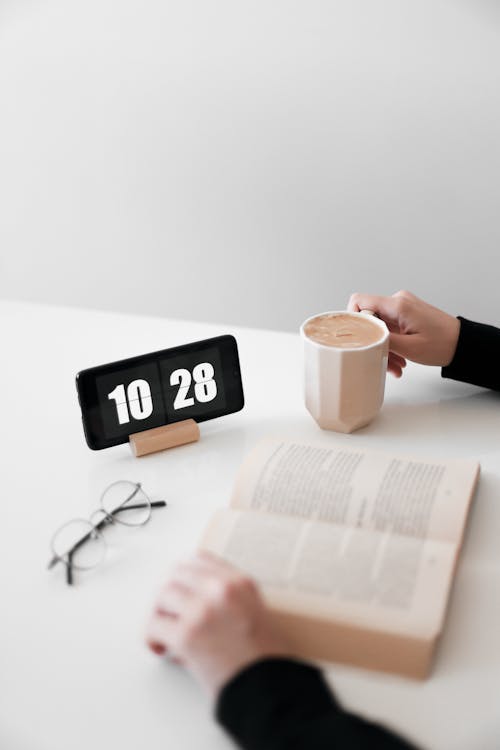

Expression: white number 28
xmin=170 ymin=362 xmax=217 ymax=410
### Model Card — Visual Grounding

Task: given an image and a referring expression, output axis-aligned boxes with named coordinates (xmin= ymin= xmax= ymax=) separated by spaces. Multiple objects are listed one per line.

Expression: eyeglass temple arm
xmin=113 ymin=501 xmax=167 ymax=512
xmin=67 ymin=552 xmax=74 ymax=585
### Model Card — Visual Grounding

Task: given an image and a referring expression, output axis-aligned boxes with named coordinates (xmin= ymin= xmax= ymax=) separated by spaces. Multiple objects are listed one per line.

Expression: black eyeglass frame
xmin=48 ymin=482 xmax=167 ymax=585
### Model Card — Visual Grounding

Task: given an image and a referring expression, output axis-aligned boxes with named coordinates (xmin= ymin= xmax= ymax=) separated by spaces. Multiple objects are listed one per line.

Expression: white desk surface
xmin=1 ymin=300 xmax=500 ymax=750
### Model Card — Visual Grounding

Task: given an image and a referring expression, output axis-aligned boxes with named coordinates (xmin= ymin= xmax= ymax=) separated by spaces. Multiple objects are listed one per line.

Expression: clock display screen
xmin=77 ymin=335 xmax=243 ymax=450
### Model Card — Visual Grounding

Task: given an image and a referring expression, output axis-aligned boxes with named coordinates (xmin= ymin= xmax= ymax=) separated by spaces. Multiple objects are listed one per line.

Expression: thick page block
xmin=271 ymin=610 xmax=435 ymax=680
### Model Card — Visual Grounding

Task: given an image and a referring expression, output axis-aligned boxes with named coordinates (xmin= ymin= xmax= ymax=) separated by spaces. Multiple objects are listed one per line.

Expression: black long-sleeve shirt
xmin=217 ymin=659 xmax=417 ymax=749
xmin=441 ymin=316 xmax=500 ymax=390
xmin=215 ymin=317 xmax=500 ymax=750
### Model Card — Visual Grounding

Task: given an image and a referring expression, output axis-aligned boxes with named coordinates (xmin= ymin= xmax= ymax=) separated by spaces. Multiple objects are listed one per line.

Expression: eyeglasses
xmin=48 ymin=480 xmax=167 ymax=585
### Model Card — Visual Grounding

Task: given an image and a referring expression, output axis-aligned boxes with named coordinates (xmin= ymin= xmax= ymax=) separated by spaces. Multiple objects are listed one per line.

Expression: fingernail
xmin=149 ymin=642 xmax=166 ymax=655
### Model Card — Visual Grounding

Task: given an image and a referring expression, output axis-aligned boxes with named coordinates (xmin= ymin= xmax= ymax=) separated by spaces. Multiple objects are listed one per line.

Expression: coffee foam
xmin=303 ymin=313 xmax=383 ymax=348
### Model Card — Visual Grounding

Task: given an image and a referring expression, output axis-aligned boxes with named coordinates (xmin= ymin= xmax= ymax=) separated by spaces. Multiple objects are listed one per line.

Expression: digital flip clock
xmin=76 ymin=335 xmax=244 ymax=452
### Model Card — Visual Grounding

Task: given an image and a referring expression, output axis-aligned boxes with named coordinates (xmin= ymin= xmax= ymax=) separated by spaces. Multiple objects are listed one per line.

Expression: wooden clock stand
xmin=129 ymin=419 xmax=200 ymax=457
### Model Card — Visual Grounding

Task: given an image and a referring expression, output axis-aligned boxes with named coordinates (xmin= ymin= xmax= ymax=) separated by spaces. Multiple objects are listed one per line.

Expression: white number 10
xmin=107 ymin=379 xmax=153 ymax=424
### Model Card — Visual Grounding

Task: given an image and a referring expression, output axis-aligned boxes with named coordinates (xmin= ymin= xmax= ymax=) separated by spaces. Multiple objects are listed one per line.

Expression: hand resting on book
xmin=145 ymin=550 xmax=289 ymax=697
xmin=145 ymin=547 xmax=422 ymax=749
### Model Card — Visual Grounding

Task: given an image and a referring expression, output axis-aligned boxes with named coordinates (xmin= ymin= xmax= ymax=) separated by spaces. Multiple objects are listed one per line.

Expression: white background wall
xmin=1 ymin=0 xmax=499 ymax=332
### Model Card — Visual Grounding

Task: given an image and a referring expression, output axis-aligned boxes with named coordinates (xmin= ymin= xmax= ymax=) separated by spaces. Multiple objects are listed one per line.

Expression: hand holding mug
xmin=348 ymin=290 xmax=460 ymax=378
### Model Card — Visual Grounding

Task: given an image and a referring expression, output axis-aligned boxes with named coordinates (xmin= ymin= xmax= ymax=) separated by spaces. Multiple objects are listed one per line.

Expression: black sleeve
xmin=441 ymin=316 xmax=500 ymax=391
xmin=215 ymin=658 xmax=419 ymax=750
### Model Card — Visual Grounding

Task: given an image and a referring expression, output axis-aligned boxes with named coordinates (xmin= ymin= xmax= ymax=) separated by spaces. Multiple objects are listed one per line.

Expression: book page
xmin=231 ymin=438 xmax=479 ymax=545
xmin=201 ymin=508 xmax=456 ymax=637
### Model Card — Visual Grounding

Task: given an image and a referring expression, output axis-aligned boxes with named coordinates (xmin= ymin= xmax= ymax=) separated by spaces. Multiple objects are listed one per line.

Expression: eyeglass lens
xmin=100 ymin=481 xmax=151 ymax=526
xmin=51 ymin=519 xmax=106 ymax=571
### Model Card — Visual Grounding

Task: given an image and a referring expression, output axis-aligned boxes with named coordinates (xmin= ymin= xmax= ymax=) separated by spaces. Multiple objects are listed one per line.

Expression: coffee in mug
xmin=300 ymin=311 xmax=389 ymax=433
xmin=303 ymin=312 xmax=384 ymax=348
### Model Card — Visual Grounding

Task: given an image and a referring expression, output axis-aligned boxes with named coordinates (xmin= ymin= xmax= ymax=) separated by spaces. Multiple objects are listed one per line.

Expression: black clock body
xmin=76 ymin=335 xmax=244 ymax=450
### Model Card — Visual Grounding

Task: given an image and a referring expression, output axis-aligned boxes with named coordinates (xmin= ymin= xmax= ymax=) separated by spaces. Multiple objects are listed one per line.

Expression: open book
xmin=200 ymin=438 xmax=480 ymax=679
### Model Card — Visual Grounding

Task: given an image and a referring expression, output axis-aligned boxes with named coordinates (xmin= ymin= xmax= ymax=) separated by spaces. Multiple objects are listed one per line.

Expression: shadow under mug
xmin=300 ymin=310 xmax=389 ymax=433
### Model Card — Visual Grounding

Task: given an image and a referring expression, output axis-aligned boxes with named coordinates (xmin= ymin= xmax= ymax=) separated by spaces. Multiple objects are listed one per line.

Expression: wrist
xmin=199 ymin=637 xmax=291 ymax=698
xmin=196 ymin=652 xmax=274 ymax=699
xmin=441 ymin=315 xmax=461 ymax=367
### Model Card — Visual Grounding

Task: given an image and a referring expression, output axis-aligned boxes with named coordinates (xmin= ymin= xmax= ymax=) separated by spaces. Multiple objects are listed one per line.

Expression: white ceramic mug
xmin=300 ymin=310 xmax=389 ymax=433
